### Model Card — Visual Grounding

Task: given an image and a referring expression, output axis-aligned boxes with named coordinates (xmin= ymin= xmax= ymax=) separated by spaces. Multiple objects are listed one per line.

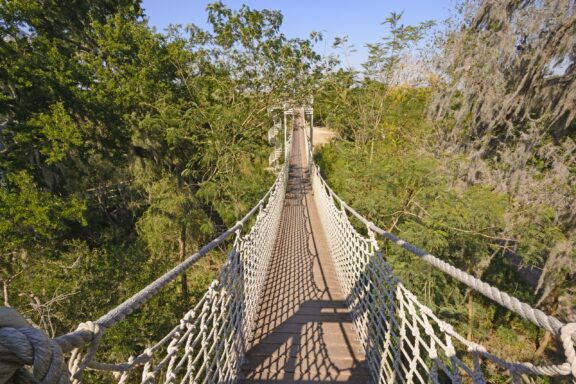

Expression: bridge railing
xmin=1 ymin=138 xmax=292 ymax=384
xmin=304 ymin=127 xmax=576 ymax=383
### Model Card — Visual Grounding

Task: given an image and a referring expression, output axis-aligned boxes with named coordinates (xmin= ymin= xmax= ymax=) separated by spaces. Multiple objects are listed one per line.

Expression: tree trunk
xmin=467 ymin=291 xmax=474 ymax=340
xmin=534 ymin=330 xmax=552 ymax=357
xmin=179 ymin=224 xmax=188 ymax=300
xmin=2 ymin=280 xmax=9 ymax=307
xmin=535 ymin=291 xmax=560 ymax=356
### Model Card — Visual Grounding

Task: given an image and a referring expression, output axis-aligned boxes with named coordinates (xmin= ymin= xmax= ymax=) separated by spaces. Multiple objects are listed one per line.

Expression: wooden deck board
xmin=240 ymin=127 xmax=372 ymax=383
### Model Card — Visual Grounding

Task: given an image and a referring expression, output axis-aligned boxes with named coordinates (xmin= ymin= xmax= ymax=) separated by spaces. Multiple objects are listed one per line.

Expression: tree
xmin=317 ymin=13 xmax=433 ymax=162
xmin=0 ymin=171 xmax=84 ymax=305
xmin=429 ymin=0 xmax=576 ymax=339
xmin=1 ymin=2 xmax=324 ymax=367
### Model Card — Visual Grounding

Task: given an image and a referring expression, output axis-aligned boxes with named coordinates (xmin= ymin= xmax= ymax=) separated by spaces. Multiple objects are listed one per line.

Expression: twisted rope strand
xmin=307 ymin=132 xmax=576 ymax=382
xmin=3 ymin=115 xmax=575 ymax=384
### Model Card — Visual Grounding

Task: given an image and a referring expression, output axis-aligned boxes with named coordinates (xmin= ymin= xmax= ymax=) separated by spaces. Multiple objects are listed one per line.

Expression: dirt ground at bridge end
xmin=311 ymin=126 xmax=336 ymax=148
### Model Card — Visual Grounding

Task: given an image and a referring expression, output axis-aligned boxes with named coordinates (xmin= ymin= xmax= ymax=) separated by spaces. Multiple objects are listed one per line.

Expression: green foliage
xmin=316 ymin=73 xmax=432 ymax=148
xmin=314 ymin=11 xmax=556 ymax=367
xmin=430 ymin=0 xmax=576 ymax=319
xmin=363 ymin=12 xmax=435 ymax=81
xmin=0 ymin=0 xmax=321 ymax=375
xmin=28 ymin=103 xmax=85 ymax=164
xmin=136 ymin=175 xmax=214 ymax=261
xmin=0 ymin=171 xmax=85 ymax=254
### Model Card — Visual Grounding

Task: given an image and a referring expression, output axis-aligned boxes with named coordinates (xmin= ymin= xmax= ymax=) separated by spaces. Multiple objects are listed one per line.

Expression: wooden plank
xmin=241 ymin=127 xmax=372 ymax=383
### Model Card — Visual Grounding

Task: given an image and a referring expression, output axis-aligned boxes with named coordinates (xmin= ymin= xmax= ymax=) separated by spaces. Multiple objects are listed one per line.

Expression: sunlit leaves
xmin=0 ymin=171 xmax=85 ymax=254
xmin=27 ymin=102 xmax=84 ymax=164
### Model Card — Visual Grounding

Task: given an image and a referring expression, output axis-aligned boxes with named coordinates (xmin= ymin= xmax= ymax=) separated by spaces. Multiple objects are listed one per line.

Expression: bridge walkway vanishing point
xmin=240 ymin=126 xmax=371 ymax=383
xmin=2 ymin=108 xmax=576 ymax=384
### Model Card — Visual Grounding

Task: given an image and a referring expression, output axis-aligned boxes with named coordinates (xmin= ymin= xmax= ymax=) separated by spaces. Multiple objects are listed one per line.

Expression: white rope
xmin=0 ymin=139 xmax=290 ymax=383
xmin=0 ymin=308 xmax=70 ymax=384
xmin=304 ymin=130 xmax=576 ymax=383
xmin=101 ymin=146 xmax=289 ymax=383
xmin=2 ymin=115 xmax=575 ymax=384
xmin=268 ymin=119 xmax=283 ymax=167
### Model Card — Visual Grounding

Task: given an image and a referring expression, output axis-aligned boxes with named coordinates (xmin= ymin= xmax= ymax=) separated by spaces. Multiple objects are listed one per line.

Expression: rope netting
xmin=109 ymin=163 xmax=287 ymax=384
xmin=0 ymin=140 xmax=290 ymax=384
xmin=268 ymin=117 xmax=283 ymax=167
xmin=304 ymin=128 xmax=576 ymax=383
xmin=2 ymin=110 xmax=575 ymax=384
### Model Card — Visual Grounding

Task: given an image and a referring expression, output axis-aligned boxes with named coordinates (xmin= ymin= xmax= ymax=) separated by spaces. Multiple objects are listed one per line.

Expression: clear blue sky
xmin=141 ymin=1 xmax=455 ymax=69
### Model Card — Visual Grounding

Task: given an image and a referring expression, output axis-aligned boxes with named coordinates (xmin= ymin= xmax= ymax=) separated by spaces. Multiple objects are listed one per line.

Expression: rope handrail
xmin=0 ymin=137 xmax=292 ymax=384
xmin=303 ymin=125 xmax=575 ymax=382
xmin=314 ymin=168 xmax=566 ymax=335
xmin=55 ymin=157 xmax=286 ymax=353
xmin=301 ymin=121 xmax=567 ymax=335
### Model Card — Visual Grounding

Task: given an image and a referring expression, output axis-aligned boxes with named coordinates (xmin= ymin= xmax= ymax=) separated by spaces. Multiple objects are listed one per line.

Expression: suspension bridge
xmin=1 ymin=108 xmax=575 ymax=384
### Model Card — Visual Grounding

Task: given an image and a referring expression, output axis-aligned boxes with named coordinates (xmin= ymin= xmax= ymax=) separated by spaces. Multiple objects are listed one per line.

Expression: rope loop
xmin=69 ymin=321 xmax=105 ymax=382
xmin=233 ymin=221 xmax=244 ymax=246
xmin=366 ymin=222 xmax=379 ymax=248
xmin=560 ymin=323 xmax=576 ymax=378
xmin=0 ymin=307 xmax=70 ymax=383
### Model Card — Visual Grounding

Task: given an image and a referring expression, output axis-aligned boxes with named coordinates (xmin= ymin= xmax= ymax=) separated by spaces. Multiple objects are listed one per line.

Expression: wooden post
xmin=309 ymin=111 xmax=313 ymax=150
xmin=283 ymin=111 xmax=287 ymax=162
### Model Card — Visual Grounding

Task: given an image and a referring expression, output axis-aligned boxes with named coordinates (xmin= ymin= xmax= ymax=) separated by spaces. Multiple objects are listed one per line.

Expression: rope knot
xmin=560 ymin=323 xmax=576 ymax=377
xmin=0 ymin=307 xmax=70 ymax=383
xmin=67 ymin=321 xmax=105 ymax=382
xmin=75 ymin=321 xmax=103 ymax=344
xmin=183 ymin=310 xmax=196 ymax=323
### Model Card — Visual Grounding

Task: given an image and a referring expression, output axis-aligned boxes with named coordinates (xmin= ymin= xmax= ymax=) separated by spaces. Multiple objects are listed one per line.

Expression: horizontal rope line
xmin=312 ymin=165 xmax=565 ymax=336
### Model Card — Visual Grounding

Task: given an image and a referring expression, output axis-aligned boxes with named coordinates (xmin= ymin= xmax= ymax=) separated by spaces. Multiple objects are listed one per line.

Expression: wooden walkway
xmin=241 ymin=127 xmax=372 ymax=383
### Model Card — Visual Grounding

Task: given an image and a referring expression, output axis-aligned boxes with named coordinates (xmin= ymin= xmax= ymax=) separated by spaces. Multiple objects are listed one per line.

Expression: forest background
xmin=0 ymin=0 xmax=574 ymax=382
